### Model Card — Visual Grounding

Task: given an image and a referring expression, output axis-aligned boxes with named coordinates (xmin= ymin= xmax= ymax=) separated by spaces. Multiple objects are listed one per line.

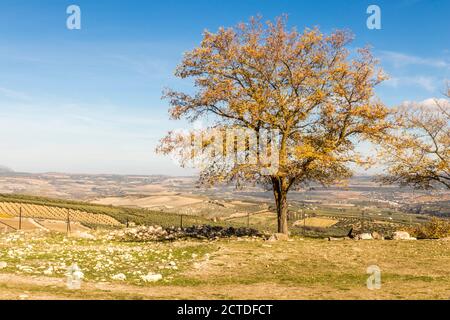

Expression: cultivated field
xmin=0 ymin=192 xmax=436 ymax=238
xmin=0 ymin=202 xmax=121 ymax=227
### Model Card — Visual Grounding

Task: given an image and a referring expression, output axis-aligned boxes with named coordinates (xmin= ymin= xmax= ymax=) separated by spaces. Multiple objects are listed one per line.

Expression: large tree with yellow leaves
xmin=157 ymin=16 xmax=390 ymax=234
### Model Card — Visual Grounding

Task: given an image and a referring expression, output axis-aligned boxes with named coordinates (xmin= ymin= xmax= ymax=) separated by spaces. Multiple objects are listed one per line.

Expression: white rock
xmin=193 ymin=263 xmax=202 ymax=269
xmin=0 ymin=261 xmax=7 ymax=269
xmin=359 ymin=233 xmax=374 ymax=240
xmin=268 ymin=233 xmax=289 ymax=241
xmin=141 ymin=273 xmax=163 ymax=282
xmin=111 ymin=273 xmax=126 ymax=281
xmin=73 ymin=232 xmax=96 ymax=240
xmin=393 ymin=231 xmax=416 ymax=240
xmin=43 ymin=267 xmax=53 ymax=275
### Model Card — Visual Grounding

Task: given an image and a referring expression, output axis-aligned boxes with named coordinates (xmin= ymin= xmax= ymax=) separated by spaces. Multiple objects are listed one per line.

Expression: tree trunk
xmin=272 ymin=177 xmax=289 ymax=234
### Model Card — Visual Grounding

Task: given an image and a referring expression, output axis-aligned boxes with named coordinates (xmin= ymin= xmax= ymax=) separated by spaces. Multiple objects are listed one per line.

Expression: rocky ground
xmin=0 ymin=228 xmax=449 ymax=300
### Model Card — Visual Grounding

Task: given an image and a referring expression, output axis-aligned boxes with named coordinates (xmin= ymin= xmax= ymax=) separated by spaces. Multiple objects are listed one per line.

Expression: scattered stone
xmin=108 ymin=225 xmax=262 ymax=242
xmin=359 ymin=233 xmax=374 ymax=240
xmin=193 ymin=262 xmax=203 ymax=269
xmin=108 ymin=225 xmax=168 ymax=242
xmin=141 ymin=273 xmax=163 ymax=282
xmin=111 ymin=273 xmax=126 ymax=281
xmin=180 ymin=225 xmax=261 ymax=239
xmin=393 ymin=231 xmax=417 ymax=240
xmin=166 ymin=261 xmax=178 ymax=270
xmin=328 ymin=237 xmax=345 ymax=241
xmin=268 ymin=233 xmax=289 ymax=241
xmin=371 ymin=231 xmax=384 ymax=240
xmin=72 ymin=231 xmax=96 ymax=240
xmin=43 ymin=266 xmax=53 ymax=275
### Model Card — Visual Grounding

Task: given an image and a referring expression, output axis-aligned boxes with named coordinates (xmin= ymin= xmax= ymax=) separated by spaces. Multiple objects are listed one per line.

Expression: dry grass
xmin=293 ymin=217 xmax=339 ymax=228
xmin=0 ymin=234 xmax=448 ymax=300
xmin=0 ymin=212 xmax=12 ymax=218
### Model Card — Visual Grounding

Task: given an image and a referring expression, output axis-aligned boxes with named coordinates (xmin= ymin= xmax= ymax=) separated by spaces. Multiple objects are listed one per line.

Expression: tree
xmin=379 ymin=90 xmax=449 ymax=189
xmin=157 ymin=16 xmax=390 ymax=234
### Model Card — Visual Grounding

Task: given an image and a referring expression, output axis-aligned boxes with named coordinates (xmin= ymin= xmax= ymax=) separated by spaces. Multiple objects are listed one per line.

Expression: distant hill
xmin=0 ymin=165 xmax=13 ymax=173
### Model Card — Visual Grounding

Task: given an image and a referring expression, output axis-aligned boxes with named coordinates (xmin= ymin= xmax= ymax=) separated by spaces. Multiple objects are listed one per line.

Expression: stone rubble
xmin=141 ymin=273 xmax=163 ymax=282
xmin=392 ymin=231 xmax=417 ymax=240
xmin=107 ymin=225 xmax=262 ymax=242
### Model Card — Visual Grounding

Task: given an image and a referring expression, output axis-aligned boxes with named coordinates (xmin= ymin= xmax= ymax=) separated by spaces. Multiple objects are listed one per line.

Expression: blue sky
xmin=0 ymin=0 xmax=448 ymax=175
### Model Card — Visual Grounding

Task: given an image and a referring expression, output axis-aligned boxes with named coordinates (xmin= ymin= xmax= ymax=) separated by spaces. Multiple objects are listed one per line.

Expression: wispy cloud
xmin=107 ymin=54 xmax=172 ymax=78
xmin=0 ymin=87 xmax=31 ymax=101
xmin=379 ymin=51 xmax=450 ymax=69
xmin=400 ymin=97 xmax=450 ymax=109
xmin=384 ymin=76 xmax=438 ymax=92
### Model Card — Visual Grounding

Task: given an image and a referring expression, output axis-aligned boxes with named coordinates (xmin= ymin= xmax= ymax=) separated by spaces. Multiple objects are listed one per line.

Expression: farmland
xmin=0 ymin=183 xmax=443 ymax=239
xmin=0 ymin=201 xmax=121 ymax=226
xmin=0 ymin=173 xmax=448 ymax=300
xmin=0 ymin=191 xmax=431 ymax=238
xmin=0 ymin=193 xmax=216 ymax=230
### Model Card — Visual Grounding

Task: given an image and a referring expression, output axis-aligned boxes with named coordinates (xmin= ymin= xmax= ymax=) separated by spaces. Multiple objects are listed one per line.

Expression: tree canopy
xmin=380 ymin=92 xmax=449 ymax=189
xmin=157 ymin=16 xmax=391 ymax=233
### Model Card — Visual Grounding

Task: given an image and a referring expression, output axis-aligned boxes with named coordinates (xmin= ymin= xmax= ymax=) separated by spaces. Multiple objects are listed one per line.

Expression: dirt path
xmin=0 ymin=273 xmax=317 ymax=300
xmin=0 ymin=273 xmax=446 ymax=300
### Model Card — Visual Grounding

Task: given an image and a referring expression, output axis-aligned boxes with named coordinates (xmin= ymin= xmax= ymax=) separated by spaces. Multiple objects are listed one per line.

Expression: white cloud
xmin=0 ymin=87 xmax=31 ymax=101
xmin=384 ymin=76 xmax=437 ymax=92
xmin=380 ymin=51 xmax=450 ymax=69
xmin=399 ymin=97 xmax=450 ymax=110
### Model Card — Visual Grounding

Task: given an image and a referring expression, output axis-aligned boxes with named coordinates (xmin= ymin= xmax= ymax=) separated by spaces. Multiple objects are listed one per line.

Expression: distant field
xmin=293 ymin=217 xmax=339 ymax=228
xmin=0 ymin=202 xmax=121 ymax=226
xmin=92 ymin=195 xmax=205 ymax=209
xmin=0 ymin=217 xmax=89 ymax=233
xmin=0 ymin=212 xmax=12 ymax=218
xmin=0 ymin=194 xmax=218 ymax=229
xmin=0 ymin=193 xmax=436 ymax=238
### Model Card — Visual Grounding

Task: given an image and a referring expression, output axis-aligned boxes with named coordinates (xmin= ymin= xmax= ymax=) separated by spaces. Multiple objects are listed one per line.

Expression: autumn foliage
xmin=380 ymin=94 xmax=449 ymax=189
xmin=407 ymin=217 xmax=450 ymax=239
xmin=157 ymin=16 xmax=391 ymax=234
